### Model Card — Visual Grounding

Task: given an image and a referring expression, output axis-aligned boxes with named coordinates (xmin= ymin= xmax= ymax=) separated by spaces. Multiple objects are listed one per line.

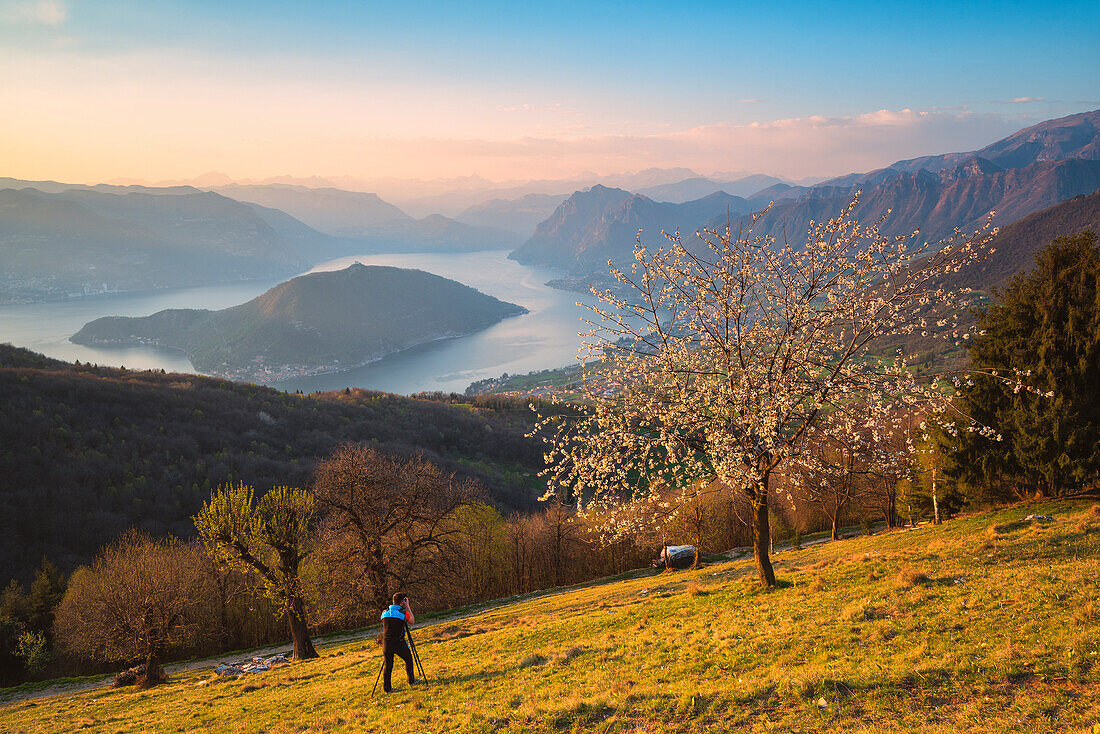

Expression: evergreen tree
xmin=948 ymin=232 xmax=1100 ymax=497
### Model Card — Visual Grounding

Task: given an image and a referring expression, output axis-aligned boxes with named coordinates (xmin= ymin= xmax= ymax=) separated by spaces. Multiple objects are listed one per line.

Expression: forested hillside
xmin=0 ymin=345 xmax=547 ymax=587
xmin=71 ymin=263 xmax=528 ymax=382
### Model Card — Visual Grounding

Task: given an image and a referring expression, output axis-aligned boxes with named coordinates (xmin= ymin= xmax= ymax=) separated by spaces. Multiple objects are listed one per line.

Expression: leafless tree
xmin=792 ymin=412 xmax=876 ymax=541
xmin=310 ymin=444 xmax=478 ymax=611
xmin=53 ymin=531 xmax=211 ymax=687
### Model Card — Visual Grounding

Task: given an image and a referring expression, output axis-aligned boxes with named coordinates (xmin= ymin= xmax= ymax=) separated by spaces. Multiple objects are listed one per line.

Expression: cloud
xmin=988 ymin=96 xmax=1046 ymax=104
xmin=496 ymin=102 xmax=583 ymax=117
xmin=738 ymin=98 xmax=764 ymax=104
xmin=1 ymin=0 xmax=67 ymax=25
xmin=343 ymin=108 xmax=1033 ymax=180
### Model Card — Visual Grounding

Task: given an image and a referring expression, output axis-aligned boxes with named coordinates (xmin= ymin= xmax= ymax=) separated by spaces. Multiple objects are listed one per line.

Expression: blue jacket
xmin=380 ymin=604 xmax=407 ymax=645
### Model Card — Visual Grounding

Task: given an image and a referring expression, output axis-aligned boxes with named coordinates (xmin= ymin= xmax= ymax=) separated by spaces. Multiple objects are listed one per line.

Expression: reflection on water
xmin=0 ymin=251 xmax=598 ymax=395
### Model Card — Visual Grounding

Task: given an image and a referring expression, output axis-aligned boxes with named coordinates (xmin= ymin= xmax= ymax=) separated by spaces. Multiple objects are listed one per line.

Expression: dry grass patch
xmin=896 ymin=567 xmax=931 ymax=587
xmin=1074 ymin=504 xmax=1100 ymax=533
xmin=518 ymin=654 xmax=547 ymax=668
xmin=840 ymin=598 xmax=883 ymax=621
xmin=684 ymin=581 xmax=704 ymax=597
xmin=1072 ymin=600 xmax=1095 ymax=624
xmin=554 ymin=646 xmax=585 ymax=665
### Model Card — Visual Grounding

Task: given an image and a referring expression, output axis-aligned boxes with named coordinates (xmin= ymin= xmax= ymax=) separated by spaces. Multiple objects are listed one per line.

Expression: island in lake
xmin=71 ymin=263 xmax=528 ymax=382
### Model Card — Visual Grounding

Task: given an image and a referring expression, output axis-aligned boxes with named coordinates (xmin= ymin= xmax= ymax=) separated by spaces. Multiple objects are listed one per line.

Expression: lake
xmin=0 ymin=250 xmax=599 ymax=395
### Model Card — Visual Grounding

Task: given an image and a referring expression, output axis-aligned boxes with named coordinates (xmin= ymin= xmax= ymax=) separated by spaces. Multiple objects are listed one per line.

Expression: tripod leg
xmin=371 ymin=657 xmax=385 ymax=696
xmin=407 ymin=632 xmax=427 ymax=681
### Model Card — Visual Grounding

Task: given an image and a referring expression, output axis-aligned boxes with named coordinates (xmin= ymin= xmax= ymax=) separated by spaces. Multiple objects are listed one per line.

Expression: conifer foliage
xmin=948 ymin=232 xmax=1100 ymax=497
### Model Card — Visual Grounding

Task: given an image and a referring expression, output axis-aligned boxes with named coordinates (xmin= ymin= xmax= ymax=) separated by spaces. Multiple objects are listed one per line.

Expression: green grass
xmin=3 ymin=501 xmax=1099 ymax=733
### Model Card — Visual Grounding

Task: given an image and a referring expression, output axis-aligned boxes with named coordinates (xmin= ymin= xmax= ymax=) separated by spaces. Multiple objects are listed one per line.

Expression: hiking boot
xmin=409 ymin=678 xmax=423 ymax=685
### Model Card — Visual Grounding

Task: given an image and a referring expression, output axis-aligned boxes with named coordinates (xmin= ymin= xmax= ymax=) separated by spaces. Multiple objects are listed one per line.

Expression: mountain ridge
xmin=0 ymin=187 xmax=308 ymax=303
xmin=509 ymin=186 xmax=752 ymax=273
xmin=513 ymin=110 xmax=1100 ymax=278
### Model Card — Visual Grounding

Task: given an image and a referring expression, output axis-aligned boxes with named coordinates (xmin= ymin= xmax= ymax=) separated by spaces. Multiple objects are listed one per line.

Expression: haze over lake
xmin=0 ymin=250 xmax=598 ymax=395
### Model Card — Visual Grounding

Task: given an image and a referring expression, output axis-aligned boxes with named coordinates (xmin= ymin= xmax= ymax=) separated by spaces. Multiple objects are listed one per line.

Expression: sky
xmin=2 ymin=0 xmax=1098 ymax=185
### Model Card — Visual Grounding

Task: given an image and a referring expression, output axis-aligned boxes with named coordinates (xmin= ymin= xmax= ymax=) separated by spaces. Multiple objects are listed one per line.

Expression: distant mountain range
xmin=0 ymin=187 xmax=307 ymax=303
xmin=0 ymin=180 xmax=523 ymax=302
xmin=635 ymin=174 xmax=787 ymax=204
xmin=455 ymin=193 xmax=571 ymax=238
xmin=331 ymin=213 xmax=523 ymax=252
xmin=211 ymin=183 xmax=411 ymax=231
xmin=509 ymin=186 xmax=751 ymax=273
xmin=211 ymin=184 xmax=522 ymax=253
xmin=514 ymin=109 xmax=1100 ymax=281
xmin=71 ymin=263 xmax=527 ymax=382
xmin=5 ymin=110 xmax=1098 ymax=304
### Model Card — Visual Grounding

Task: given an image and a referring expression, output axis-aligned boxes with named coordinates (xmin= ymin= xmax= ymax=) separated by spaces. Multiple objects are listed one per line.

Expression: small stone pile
xmin=113 ymin=663 xmax=165 ymax=687
xmin=214 ymin=653 xmax=290 ymax=677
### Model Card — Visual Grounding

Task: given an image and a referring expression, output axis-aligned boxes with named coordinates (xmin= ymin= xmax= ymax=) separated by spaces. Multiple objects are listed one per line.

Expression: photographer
xmin=379 ymin=592 xmax=422 ymax=693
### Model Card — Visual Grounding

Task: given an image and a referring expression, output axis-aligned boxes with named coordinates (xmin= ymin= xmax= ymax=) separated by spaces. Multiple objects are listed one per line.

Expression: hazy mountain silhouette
xmin=333 ymin=213 xmax=523 ymax=253
xmin=0 ymin=187 xmax=307 ymax=303
xmin=212 ymin=183 xmax=412 ymax=233
xmin=637 ymin=174 xmax=787 ymax=203
xmin=455 ymin=193 xmax=570 ymax=238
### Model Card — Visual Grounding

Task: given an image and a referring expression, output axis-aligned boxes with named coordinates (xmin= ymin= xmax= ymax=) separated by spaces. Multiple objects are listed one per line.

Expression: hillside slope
xmin=71 ymin=263 xmax=528 ymax=381
xmin=2 ymin=501 xmax=1097 ymax=732
xmin=948 ymin=189 xmax=1100 ymax=293
xmin=0 ymin=344 xmax=546 ymax=586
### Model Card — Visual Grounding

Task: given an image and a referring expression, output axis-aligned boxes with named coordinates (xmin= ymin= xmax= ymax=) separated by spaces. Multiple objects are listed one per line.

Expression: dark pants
xmin=383 ymin=639 xmax=414 ymax=691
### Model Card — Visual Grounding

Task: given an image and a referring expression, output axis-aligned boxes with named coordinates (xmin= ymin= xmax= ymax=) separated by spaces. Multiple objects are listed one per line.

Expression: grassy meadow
xmin=2 ymin=500 xmax=1098 ymax=733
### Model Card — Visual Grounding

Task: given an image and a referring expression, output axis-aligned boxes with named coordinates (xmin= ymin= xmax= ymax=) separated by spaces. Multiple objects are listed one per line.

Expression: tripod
xmin=372 ymin=629 xmax=427 ymax=696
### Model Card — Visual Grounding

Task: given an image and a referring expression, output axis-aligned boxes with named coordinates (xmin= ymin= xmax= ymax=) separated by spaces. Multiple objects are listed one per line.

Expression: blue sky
xmin=3 ymin=0 xmax=1097 ymax=182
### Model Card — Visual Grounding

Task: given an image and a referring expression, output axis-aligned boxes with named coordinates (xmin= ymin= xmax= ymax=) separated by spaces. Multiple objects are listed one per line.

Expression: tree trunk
xmin=288 ymin=595 xmax=318 ymax=660
xmin=831 ymin=517 xmax=839 ymax=541
xmin=369 ymin=543 xmax=389 ymax=612
xmin=752 ymin=490 xmax=776 ymax=587
xmin=884 ymin=483 xmax=897 ymax=529
xmin=138 ymin=646 xmax=162 ymax=689
xmin=931 ymin=466 xmax=943 ymax=525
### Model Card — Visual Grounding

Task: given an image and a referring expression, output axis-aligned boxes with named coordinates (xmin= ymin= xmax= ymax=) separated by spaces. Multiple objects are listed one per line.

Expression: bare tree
xmin=863 ymin=409 xmax=917 ymax=528
xmin=537 ymin=196 xmax=1001 ymax=586
xmin=310 ymin=444 xmax=478 ymax=611
xmin=793 ymin=412 xmax=875 ymax=541
xmin=53 ymin=531 xmax=210 ymax=687
xmin=194 ymin=484 xmax=318 ymax=660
